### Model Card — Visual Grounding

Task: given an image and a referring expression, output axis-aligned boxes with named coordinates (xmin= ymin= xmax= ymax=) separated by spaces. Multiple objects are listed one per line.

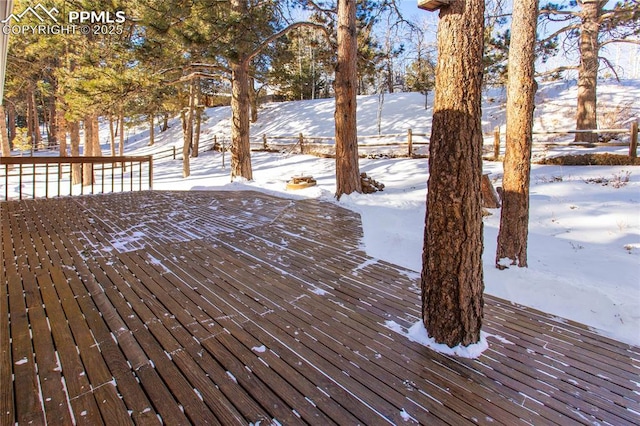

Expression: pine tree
xmin=540 ymin=1 xmax=640 ymax=142
xmin=496 ymin=0 xmax=539 ymax=268
xmin=335 ymin=0 xmax=362 ymax=198
xmin=421 ymin=0 xmax=485 ymax=348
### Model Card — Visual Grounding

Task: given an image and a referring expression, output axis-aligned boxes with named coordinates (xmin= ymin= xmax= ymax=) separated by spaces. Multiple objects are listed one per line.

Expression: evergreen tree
xmin=496 ymin=0 xmax=539 ymax=269
xmin=539 ymin=1 xmax=640 ymax=142
xmin=421 ymin=0 xmax=485 ymax=348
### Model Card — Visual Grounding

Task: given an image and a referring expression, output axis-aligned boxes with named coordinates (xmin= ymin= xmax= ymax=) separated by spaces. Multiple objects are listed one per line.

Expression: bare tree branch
xmin=303 ymin=0 xmax=336 ymax=15
xmin=600 ymin=38 xmax=640 ymax=47
xmin=535 ymin=65 xmax=579 ymax=78
xmin=246 ymin=21 xmax=329 ymax=63
xmin=537 ymin=23 xmax=581 ymax=45
xmin=599 ymin=56 xmax=621 ymax=81
xmin=539 ymin=8 xmax=579 ymax=17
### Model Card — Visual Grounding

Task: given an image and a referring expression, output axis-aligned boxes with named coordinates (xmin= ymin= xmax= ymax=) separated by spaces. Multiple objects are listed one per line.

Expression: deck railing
xmin=0 ymin=156 xmax=153 ymax=201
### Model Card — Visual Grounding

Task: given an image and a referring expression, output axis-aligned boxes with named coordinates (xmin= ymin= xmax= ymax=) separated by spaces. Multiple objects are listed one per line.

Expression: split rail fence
xmin=491 ymin=122 xmax=639 ymax=160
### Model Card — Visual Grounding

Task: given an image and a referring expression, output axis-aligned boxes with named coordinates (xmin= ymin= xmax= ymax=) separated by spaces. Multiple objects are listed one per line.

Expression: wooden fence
xmin=251 ymin=129 xmax=430 ymax=157
xmin=491 ymin=122 xmax=639 ymax=160
xmin=0 ymin=156 xmax=153 ymax=201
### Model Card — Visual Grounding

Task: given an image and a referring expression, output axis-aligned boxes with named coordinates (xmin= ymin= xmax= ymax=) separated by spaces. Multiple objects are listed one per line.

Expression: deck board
xmin=1 ymin=190 xmax=639 ymax=425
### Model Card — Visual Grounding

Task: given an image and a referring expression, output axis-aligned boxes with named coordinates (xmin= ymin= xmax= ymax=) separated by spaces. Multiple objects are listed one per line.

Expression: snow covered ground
xmin=7 ymin=79 xmax=640 ymax=346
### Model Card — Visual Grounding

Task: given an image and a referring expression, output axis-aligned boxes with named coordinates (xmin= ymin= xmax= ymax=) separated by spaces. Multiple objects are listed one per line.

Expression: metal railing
xmin=0 ymin=156 xmax=153 ymax=201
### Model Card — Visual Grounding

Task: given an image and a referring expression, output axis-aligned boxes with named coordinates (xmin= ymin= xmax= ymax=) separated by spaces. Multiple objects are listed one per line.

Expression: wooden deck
xmin=1 ymin=190 xmax=639 ymax=425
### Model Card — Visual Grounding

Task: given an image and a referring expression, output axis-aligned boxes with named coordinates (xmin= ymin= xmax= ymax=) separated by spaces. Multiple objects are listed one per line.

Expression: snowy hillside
xmin=25 ymin=79 xmax=640 ymax=346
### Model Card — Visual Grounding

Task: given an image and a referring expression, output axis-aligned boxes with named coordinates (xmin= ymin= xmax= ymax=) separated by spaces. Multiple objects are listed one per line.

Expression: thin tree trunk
xmin=27 ymin=87 xmax=37 ymax=151
xmin=575 ymin=0 xmax=604 ymax=143
xmin=7 ymin=102 xmax=15 ymax=145
xmin=421 ymin=0 xmax=485 ymax=348
xmin=90 ymin=114 xmax=101 ymax=156
xmin=181 ymin=108 xmax=191 ymax=177
xmin=194 ymin=107 xmax=202 ymax=156
xmin=58 ymin=110 xmax=67 ymax=156
xmin=82 ymin=117 xmax=94 ymax=186
xmin=0 ymin=105 xmax=10 ymax=158
xmin=30 ymin=89 xmax=41 ymax=151
xmin=249 ymin=77 xmax=259 ymax=123
xmin=109 ymin=116 xmax=116 ymax=156
xmin=161 ymin=112 xmax=169 ymax=132
xmin=118 ymin=110 xmax=124 ymax=157
xmin=386 ymin=60 xmax=394 ymax=93
xmin=496 ymin=0 xmax=539 ymax=268
xmin=192 ymin=78 xmax=200 ymax=157
xmin=48 ymin=97 xmax=58 ymax=148
xmin=69 ymin=121 xmax=81 ymax=184
xmin=149 ymin=114 xmax=155 ymax=147
xmin=334 ymin=0 xmax=361 ymax=198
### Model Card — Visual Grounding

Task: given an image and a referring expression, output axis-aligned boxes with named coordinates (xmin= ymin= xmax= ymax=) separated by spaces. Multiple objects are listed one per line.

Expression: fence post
xmin=493 ymin=126 xmax=501 ymax=160
xmin=630 ymin=121 xmax=638 ymax=159
xmin=407 ymin=128 xmax=413 ymax=157
xmin=172 ymin=146 xmax=176 ymax=160
xmin=148 ymin=156 xmax=154 ymax=190
xmin=263 ymin=134 xmax=267 ymax=150
xmin=221 ymin=142 xmax=226 ymax=169
xmin=299 ymin=133 xmax=304 ymax=154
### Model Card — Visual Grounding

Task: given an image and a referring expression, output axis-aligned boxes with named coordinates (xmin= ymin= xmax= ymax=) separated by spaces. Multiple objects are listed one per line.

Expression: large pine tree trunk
xmin=575 ymin=0 xmax=604 ymax=143
xmin=496 ymin=0 xmax=539 ymax=268
xmin=229 ymin=0 xmax=253 ymax=181
xmin=230 ymin=60 xmax=253 ymax=180
xmin=334 ymin=0 xmax=361 ymax=198
xmin=421 ymin=0 xmax=485 ymax=348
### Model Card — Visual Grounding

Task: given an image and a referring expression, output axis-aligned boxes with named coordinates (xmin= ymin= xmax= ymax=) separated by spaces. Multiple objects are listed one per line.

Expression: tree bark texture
xmin=334 ymin=0 xmax=362 ymax=198
xmin=149 ymin=114 xmax=155 ymax=147
xmin=57 ymin=110 xmax=67 ymax=156
xmin=249 ymin=77 xmax=259 ymax=123
xmin=230 ymin=60 xmax=253 ymax=180
xmin=69 ymin=121 xmax=81 ymax=184
xmin=0 ymin=105 xmax=10 ymax=158
xmin=48 ymin=96 xmax=58 ymax=148
xmin=193 ymin=79 xmax=201 ymax=157
xmin=229 ymin=0 xmax=253 ymax=181
xmin=496 ymin=0 xmax=539 ymax=268
xmin=27 ymin=86 xmax=41 ymax=151
xmin=7 ymin=102 xmax=15 ymax=145
xmin=82 ymin=116 xmax=94 ymax=186
xmin=118 ymin=110 xmax=124 ymax=157
xmin=181 ymin=109 xmax=190 ymax=178
xmin=421 ymin=0 xmax=485 ymax=348
xmin=109 ymin=117 xmax=116 ymax=156
xmin=575 ymin=0 xmax=604 ymax=143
